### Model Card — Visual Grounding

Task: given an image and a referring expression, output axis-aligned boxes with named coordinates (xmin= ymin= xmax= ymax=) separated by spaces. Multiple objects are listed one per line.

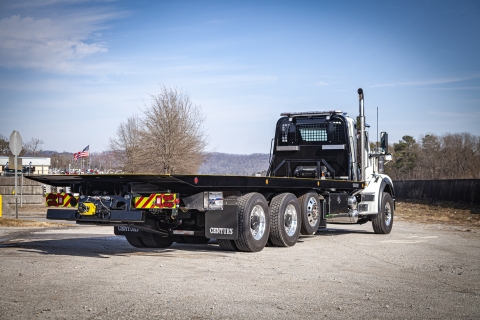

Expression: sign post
xmin=9 ymin=131 xmax=22 ymax=219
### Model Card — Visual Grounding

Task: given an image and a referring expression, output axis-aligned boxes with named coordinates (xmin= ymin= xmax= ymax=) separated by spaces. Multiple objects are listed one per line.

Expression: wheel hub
xmin=251 ymin=215 xmax=260 ymax=230
xmin=306 ymin=197 xmax=319 ymax=227
xmin=250 ymin=204 xmax=266 ymax=240
xmin=285 ymin=214 xmax=292 ymax=228
xmin=284 ymin=203 xmax=298 ymax=237
xmin=384 ymin=202 xmax=392 ymax=226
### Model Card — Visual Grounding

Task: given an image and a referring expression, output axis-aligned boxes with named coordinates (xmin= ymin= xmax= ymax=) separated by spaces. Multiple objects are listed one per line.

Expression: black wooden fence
xmin=393 ymin=179 xmax=480 ymax=204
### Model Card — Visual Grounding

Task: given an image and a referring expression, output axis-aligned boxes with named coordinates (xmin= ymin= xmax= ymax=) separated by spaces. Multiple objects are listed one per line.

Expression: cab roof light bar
xmin=281 ymin=110 xmax=343 ymax=117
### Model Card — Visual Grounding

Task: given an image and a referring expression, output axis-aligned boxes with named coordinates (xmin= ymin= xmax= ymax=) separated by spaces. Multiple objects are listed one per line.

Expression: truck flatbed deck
xmin=27 ymin=173 xmax=364 ymax=194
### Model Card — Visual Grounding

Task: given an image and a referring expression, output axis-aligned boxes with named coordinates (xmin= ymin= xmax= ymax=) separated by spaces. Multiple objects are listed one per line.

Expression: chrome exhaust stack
xmin=358 ymin=88 xmax=366 ymax=182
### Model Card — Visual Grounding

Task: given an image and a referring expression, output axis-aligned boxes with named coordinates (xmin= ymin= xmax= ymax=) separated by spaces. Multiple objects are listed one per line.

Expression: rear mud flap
xmin=205 ymin=204 xmax=238 ymax=240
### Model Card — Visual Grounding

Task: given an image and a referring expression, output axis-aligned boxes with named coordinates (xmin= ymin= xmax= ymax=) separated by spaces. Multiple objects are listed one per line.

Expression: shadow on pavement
xmin=0 ymin=225 xmax=378 ymax=258
xmin=312 ymin=226 xmax=373 ymax=236
xmin=0 ymin=235 xmax=235 ymax=258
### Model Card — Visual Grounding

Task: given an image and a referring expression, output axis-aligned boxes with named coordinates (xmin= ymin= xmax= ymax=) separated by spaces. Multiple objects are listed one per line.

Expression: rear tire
xmin=298 ymin=192 xmax=321 ymax=235
xmin=218 ymin=239 xmax=238 ymax=251
xmin=125 ymin=235 xmax=146 ymax=248
xmin=234 ymin=193 xmax=270 ymax=252
xmin=372 ymin=193 xmax=394 ymax=234
xmin=269 ymin=193 xmax=301 ymax=247
xmin=141 ymin=232 xmax=175 ymax=248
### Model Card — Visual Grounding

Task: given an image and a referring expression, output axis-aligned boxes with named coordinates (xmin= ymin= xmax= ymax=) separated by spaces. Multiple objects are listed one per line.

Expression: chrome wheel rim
xmin=284 ymin=204 xmax=298 ymax=237
xmin=384 ymin=201 xmax=392 ymax=226
xmin=306 ymin=197 xmax=319 ymax=227
xmin=250 ymin=204 xmax=266 ymax=240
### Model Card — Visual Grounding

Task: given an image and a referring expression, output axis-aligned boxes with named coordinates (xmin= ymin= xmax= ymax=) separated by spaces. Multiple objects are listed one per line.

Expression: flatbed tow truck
xmin=27 ymin=89 xmax=394 ymax=252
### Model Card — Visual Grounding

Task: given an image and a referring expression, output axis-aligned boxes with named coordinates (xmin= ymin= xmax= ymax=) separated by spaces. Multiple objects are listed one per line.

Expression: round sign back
xmin=9 ymin=130 xmax=23 ymax=156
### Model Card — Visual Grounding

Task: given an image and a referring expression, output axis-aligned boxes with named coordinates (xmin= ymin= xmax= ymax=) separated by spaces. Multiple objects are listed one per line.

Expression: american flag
xmin=74 ymin=145 xmax=89 ymax=161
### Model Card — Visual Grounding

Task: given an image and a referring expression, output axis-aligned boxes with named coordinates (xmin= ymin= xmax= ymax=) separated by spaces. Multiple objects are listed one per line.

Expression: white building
xmin=0 ymin=156 xmax=51 ymax=175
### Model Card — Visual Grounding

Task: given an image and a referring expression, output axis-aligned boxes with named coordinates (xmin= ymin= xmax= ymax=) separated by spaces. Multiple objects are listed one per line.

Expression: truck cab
xmin=268 ymin=110 xmax=359 ymax=181
xmin=267 ymin=90 xmax=394 ymax=230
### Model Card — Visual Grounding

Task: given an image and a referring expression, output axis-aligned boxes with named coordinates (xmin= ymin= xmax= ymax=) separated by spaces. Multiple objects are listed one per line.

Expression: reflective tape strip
xmin=134 ymin=193 xmax=177 ymax=209
xmin=59 ymin=193 xmax=74 ymax=207
xmin=135 ymin=194 xmax=156 ymax=209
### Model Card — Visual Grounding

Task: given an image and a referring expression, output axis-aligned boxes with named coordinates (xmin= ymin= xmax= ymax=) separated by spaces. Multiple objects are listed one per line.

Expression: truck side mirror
xmin=380 ymin=132 xmax=388 ymax=153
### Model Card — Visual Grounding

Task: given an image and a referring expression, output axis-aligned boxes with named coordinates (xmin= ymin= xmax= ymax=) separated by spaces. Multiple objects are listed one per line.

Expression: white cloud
xmin=370 ymin=74 xmax=480 ymax=88
xmin=0 ymin=8 xmax=122 ymax=73
xmin=10 ymin=0 xmax=94 ymax=8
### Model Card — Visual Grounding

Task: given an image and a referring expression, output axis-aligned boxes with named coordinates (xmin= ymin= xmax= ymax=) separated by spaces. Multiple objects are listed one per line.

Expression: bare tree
xmin=92 ymin=151 xmax=123 ymax=173
xmin=441 ymin=133 xmax=480 ymax=179
xmin=50 ymin=153 xmax=74 ymax=171
xmin=416 ymin=134 xmax=443 ymax=179
xmin=24 ymin=137 xmax=44 ymax=156
xmin=137 ymin=86 xmax=208 ymax=174
xmin=0 ymin=134 xmax=9 ymax=156
xmin=108 ymin=86 xmax=208 ymax=174
xmin=108 ymin=115 xmax=142 ymax=173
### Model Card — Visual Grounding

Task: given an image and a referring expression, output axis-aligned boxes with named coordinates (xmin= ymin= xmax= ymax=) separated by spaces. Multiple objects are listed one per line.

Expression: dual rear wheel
xmin=222 ymin=191 xmax=321 ymax=252
xmin=125 ymin=191 xmax=322 ymax=252
xmin=269 ymin=193 xmax=301 ymax=247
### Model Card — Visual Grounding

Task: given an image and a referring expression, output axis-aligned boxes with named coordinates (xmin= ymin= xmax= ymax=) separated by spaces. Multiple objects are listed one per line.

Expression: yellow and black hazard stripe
xmin=134 ymin=193 xmax=178 ymax=209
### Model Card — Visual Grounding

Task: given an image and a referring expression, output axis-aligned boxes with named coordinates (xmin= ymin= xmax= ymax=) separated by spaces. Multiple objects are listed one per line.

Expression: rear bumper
xmin=46 ymin=209 xmax=145 ymax=223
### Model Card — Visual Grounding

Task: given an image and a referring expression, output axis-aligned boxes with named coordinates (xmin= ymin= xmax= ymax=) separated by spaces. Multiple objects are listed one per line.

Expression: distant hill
xmin=40 ymin=150 xmax=72 ymax=156
xmin=198 ymin=152 xmax=270 ymax=176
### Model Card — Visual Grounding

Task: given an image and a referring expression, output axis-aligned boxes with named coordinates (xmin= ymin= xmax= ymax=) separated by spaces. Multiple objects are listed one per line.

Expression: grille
xmin=281 ymin=123 xmax=290 ymax=142
xmin=297 ymin=123 xmax=327 ymax=142
xmin=332 ymin=121 xmax=343 ymax=141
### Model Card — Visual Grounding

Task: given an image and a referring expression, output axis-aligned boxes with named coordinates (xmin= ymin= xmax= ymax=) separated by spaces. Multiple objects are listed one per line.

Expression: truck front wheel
xmin=269 ymin=193 xmax=301 ymax=247
xmin=235 ymin=193 xmax=270 ymax=252
xmin=298 ymin=192 xmax=321 ymax=235
xmin=372 ymin=193 xmax=394 ymax=234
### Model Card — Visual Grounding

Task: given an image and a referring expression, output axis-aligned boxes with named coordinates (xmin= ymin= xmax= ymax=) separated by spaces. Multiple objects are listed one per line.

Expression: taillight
xmin=163 ymin=194 xmax=175 ymax=202
xmin=46 ymin=193 xmax=58 ymax=207
xmin=159 ymin=193 xmax=177 ymax=208
xmin=162 ymin=202 xmax=174 ymax=208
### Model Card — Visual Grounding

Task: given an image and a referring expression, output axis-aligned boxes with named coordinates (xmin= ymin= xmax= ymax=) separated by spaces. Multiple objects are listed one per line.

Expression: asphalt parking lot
xmin=0 ymin=221 xmax=479 ymax=319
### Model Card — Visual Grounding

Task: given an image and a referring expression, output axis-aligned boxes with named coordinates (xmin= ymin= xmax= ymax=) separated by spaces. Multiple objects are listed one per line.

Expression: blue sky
xmin=0 ymin=0 xmax=479 ymax=154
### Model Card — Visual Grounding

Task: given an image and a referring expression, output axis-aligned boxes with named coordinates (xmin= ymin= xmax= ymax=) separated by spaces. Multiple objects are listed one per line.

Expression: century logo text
xmin=209 ymin=227 xmax=234 ymax=235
